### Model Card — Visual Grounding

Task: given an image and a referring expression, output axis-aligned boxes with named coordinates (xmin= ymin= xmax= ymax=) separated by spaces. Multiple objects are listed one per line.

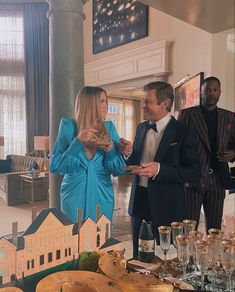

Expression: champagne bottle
xmin=138 ymin=220 xmax=155 ymax=263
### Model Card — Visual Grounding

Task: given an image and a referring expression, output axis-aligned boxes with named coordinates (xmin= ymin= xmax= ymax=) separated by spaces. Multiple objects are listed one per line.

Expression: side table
xmin=20 ymin=172 xmax=49 ymax=203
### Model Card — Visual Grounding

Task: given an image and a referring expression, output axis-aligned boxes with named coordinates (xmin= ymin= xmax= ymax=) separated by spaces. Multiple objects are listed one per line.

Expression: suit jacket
xmin=127 ymin=117 xmax=201 ymax=227
xmin=178 ymin=106 xmax=235 ymax=189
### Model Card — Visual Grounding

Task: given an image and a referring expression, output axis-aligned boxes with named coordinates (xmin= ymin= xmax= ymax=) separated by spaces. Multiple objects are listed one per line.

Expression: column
xmin=46 ymin=0 xmax=87 ymax=208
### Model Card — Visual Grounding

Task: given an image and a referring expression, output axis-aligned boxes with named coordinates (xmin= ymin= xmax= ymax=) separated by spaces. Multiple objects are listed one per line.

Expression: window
xmin=0 ymin=7 xmax=26 ymax=157
xmin=31 ymin=259 xmax=34 ymax=269
xmin=39 ymin=255 xmax=44 ymax=265
xmin=96 ymin=234 xmax=100 ymax=247
xmin=65 ymin=248 xmax=67 ymax=257
xmin=56 ymin=250 xmax=61 ymax=260
xmin=27 ymin=260 xmax=30 ymax=270
xmin=106 ymin=98 xmax=141 ymax=143
xmin=68 ymin=248 xmax=71 ymax=256
xmin=48 ymin=252 xmax=52 ymax=263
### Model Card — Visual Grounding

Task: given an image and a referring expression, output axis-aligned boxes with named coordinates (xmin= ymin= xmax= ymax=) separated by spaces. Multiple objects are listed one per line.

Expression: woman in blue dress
xmin=50 ymin=86 xmax=126 ymax=223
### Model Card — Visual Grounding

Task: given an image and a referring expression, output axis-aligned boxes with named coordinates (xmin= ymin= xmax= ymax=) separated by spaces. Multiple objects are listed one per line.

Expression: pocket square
xmin=169 ymin=142 xmax=178 ymax=147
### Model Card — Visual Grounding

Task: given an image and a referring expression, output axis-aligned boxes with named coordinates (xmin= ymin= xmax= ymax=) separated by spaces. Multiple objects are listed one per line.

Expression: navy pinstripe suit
xmin=178 ymin=106 xmax=235 ymax=231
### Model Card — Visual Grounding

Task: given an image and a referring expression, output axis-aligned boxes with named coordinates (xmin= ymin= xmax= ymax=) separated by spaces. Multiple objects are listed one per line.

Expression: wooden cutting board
xmin=98 ymin=253 xmax=174 ymax=292
xmin=36 ymin=270 xmax=122 ymax=292
xmin=0 ymin=288 xmax=23 ymax=292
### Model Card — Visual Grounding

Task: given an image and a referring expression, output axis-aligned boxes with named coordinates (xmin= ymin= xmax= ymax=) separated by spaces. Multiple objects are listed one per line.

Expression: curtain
xmin=0 ymin=4 xmax=26 ymax=157
xmin=23 ymin=3 xmax=49 ymax=153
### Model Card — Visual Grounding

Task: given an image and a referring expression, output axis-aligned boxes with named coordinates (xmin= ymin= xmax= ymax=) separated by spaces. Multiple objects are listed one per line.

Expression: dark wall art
xmin=93 ymin=0 xmax=148 ymax=54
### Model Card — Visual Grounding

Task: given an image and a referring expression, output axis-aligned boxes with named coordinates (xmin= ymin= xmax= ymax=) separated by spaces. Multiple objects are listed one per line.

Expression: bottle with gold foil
xmin=138 ymin=220 xmax=155 ymax=263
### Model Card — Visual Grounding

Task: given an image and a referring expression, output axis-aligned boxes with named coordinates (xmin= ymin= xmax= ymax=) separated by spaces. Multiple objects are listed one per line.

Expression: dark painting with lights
xmin=93 ymin=0 xmax=148 ymax=54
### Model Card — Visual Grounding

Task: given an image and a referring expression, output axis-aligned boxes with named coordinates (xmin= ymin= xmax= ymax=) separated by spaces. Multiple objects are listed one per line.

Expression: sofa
xmin=0 ymin=155 xmax=45 ymax=205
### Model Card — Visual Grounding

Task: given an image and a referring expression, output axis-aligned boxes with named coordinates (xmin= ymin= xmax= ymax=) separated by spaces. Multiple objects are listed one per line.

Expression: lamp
xmin=0 ymin=136 xmax=4 ymax=146
xmin=34 ymin=136 xmax=49 ymax=172
xmin=0 ymin=136 xmax=4 ymax=159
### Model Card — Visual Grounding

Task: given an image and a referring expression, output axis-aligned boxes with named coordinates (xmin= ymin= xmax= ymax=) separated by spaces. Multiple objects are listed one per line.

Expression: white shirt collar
xmin=150 ymin=114 xmax=171 ymax=133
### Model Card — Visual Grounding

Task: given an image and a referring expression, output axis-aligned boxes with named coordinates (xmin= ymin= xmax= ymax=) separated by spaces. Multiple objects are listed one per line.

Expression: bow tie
xmin=148 ymin=123 xmax=158 ymax=132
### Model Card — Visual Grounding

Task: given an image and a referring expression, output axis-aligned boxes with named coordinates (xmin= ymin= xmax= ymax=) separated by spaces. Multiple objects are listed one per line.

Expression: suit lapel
xmin=154 ymin=117 xmax=178 ymax=162
xmin=136 ymin=122 xmax=149 ymax=159
xmin=191 ymin=107 xmax=211 ymax=151
xmin=217 ymin=108 xmax=227 ymax=151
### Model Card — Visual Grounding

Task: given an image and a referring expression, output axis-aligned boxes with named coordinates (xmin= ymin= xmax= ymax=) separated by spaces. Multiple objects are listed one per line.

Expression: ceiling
xmin=140 ymin=0 xmax=235 ymax=34
xmin=1 ymin=0 xmax=234 ymax=34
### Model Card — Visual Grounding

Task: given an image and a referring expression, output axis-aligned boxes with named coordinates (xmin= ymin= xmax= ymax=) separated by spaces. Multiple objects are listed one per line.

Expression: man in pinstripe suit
xmin=178 ymin=76 xmax=235 ymax=232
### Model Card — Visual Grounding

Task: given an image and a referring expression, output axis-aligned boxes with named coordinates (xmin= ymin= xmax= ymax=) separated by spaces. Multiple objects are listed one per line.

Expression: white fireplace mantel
xmin=85 ymin=40 xmax=172 ymax=90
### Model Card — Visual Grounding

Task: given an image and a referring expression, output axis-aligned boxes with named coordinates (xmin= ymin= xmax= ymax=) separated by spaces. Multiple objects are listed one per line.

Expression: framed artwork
xmin=92 ymin=0 xmax=148 ymax=54
xmin=174 ymin=72 xmax=204 ymax=118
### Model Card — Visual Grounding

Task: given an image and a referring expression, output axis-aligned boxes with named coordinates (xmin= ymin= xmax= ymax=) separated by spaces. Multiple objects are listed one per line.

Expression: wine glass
xmin=183 ymin=219 xmax=196 ymax=235
xmin=158 ymin=226 xmax=172 ymax=277
xmin=176 ymin=235 xmax=189 ymax=280
xmin=221 ymin=239 xmax=235 ymax=292
xmin=171 ymin=222 xmax=183 ymax=271
xmin=195 ymin=239 xmax=209 ymax=291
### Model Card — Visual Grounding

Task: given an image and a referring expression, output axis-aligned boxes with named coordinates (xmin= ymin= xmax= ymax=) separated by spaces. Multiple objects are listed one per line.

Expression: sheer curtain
xmin=0 ymin=4 xmax=26 ymax=157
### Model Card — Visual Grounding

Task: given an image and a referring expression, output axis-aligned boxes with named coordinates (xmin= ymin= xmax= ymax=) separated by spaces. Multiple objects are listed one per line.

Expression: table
xmin=20 ymin=172 xmax=49 ymax=203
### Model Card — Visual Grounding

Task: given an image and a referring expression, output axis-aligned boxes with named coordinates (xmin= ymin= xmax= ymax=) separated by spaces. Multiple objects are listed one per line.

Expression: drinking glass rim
xmin=158 ymin=226 xmax=171 ymax=233
xmin=171 ymin=222 xmax=183 ymax=229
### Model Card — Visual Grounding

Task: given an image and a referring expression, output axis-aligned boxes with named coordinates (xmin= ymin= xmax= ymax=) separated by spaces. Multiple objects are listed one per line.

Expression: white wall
xmin=211 ymin=29 xmax=235 ymax=111
xmin=83 ymin=2 xmax=234 ymax=111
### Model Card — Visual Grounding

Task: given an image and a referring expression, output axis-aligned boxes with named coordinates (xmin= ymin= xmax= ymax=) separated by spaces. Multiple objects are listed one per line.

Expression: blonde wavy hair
xmin=75 ymin=86 xmax=108 ymax=133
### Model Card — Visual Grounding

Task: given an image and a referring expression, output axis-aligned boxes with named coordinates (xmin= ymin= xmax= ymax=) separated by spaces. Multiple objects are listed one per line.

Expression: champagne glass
xmin=229 ymin=231 xmax=235 ymax=239
xmin=195 ymin=239 xmax=209 ymax=291
xmin=183 ymin=219 xmax=196 ymax=235
xmin=188 ymin=231 xmax=203 ymax=285
xmin=221 ymin=240 xmax=235 ymax=292
xmin=158 ymin=226 xmax=172 ymax=277
xmin=206 ymin=234 xmax=222 ymax=291
xmin=171 ymin=222 xmax=184 ymax=271
xmin=176 ymin=235 xmax=189 ymax=280
xmin=208 ymin=228 xmax=224 ymax=238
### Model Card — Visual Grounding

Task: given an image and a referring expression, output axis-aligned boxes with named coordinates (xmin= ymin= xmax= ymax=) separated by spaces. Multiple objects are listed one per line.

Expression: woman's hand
xmin=99 ymin=140 xmax=114 ymax=152
xmin=77 ymin=128 xmax=98 ymax=145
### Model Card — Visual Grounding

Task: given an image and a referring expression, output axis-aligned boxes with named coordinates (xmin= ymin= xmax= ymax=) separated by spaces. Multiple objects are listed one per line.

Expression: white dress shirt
xmin=139 ymin=114 xmax=172 ymax=187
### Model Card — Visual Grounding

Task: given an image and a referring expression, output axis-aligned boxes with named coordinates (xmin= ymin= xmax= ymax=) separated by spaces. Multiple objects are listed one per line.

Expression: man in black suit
xmin=120 ymin=81 xmax=201 ymax=258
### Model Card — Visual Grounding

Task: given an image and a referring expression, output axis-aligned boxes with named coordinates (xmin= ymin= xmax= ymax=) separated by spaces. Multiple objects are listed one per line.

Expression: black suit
xmin=127 ymin=117 xmax=201 ymax=256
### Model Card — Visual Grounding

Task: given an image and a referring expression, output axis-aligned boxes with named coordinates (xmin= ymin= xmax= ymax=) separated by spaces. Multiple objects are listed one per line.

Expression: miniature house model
xmin=0 ymin=206 xmax=121 ymax=286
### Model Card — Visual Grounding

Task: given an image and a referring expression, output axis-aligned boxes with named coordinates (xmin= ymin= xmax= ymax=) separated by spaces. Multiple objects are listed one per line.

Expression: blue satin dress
xmin=50 ymin=118 xmax=126 ymax=223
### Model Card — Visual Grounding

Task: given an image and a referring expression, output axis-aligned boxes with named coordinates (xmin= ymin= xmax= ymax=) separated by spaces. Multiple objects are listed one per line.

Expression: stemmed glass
xmin=171 ymin=222 xmax=184 ymax=271
xmin=221 ymin=239 xmax=235 ymax=292
xmin=229 ymin=231 xmax=235 ymax=239
xmin=208 ymin=228 xmax=224 ymax=238
xmin=176 ymin=235 xmax=189 ymax=280
xmin=206 ymin=234 xmax=222 ymax=291
xmin=158 ymin=226 xmax=172 ymax=277
xmin=183 ymin=219 xmax=196 ymax=235
xmin=195 ymin=239 xmax=209 ymax=291
xmin=187 ymin=231 xmax=203 ymax=285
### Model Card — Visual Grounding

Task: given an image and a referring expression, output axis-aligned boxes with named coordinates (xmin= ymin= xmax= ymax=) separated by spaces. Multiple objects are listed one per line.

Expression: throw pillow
xmin=0 ymin=159 xmax=11 ymax=173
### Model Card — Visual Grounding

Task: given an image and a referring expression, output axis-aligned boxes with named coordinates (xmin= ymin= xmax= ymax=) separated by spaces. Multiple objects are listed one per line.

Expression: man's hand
xmin=132 ymin=162 xmax=159 ymax=177
xmin=217 ymin=150 xmax=235 ymax=162
xmin=120 ymin=138 xmax=132 ymax=156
